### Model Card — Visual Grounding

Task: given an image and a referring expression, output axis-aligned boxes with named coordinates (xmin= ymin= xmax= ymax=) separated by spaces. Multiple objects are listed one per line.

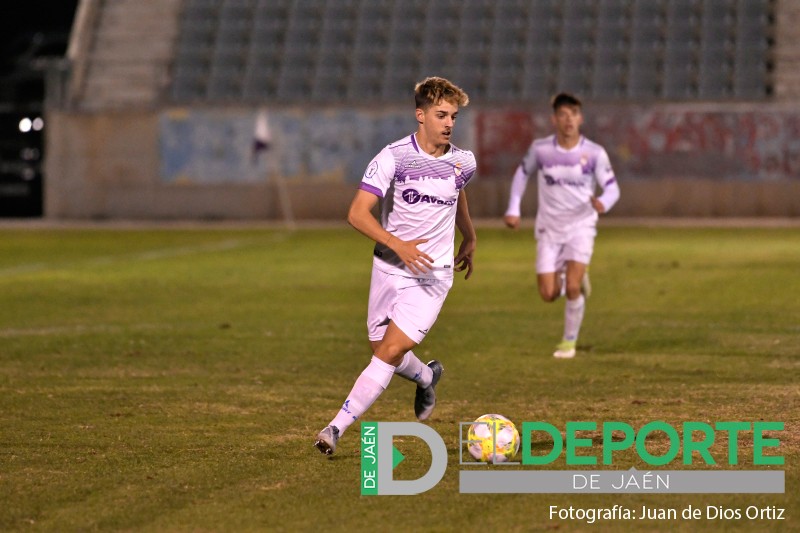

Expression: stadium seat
xmin=454 ymin=56 xmax=488 ymax=101
xmin=183 ymin=0 xmax=222 ymax=20
xmin=737 ymin=0 xmax=770 ymax=19
xmin=166 ymin=0 xmax=773 ymax=104
xmin=219 ymin=0 xmax=255 ymax=22
xmin=382 ymin=64 xmax=420 ymax=101
xmin=557 ymin=64 xmax=590 ymax=96
xmin=562 ymin=0 xmax=597 ymax=41
xmin=312 ymin=69 xmax=349 ymax=103
xmin=487 ymin=64 xmax=523 ymax=102
xmin=253 ymin=0 xmax=291 ymax=21
xmin=666 ymin=0 xmax=700 ymax=20
xmin=392 ymin=0 xmax=427 ymax=26
xmin=242 ymin=64 xmax=280 ymax=100
xmin=594 ymin=42 xmax=628 ymax=71
xmin=207 ymin=65 xmax=245 ymax=101
xmin=597 ymin=0 xmax=630 ymax=22
xmin=521 ymin=62 xmax=555 ymax=99
xmin=665 ymin=17 xmax=699 ymax=44
xmin=276 ymin=70 xmax=313 ymax=101
xmin=171 ymin=63 xmax=209 ymax=101
xmin=291 ymin=0 xmax=324 ymax=18
xmin=627 ymin=52 xmax=662 ymax=99
xmin=591 ymin=63 xmax=626 ymax=99
xmin=634 ymin=0 xmax=667 ymax=22
xmin=358 ymin=0 xmax=394 ymax=24
xmin=347 ymin=61 xmax=385 ymax=101
xmin=663 ymin=67 xmax=697 ymax=99
xmin=698 ymin=60 xmax=733 ymax=99
xmin=493 ymin=0 xmax=529 ymax=30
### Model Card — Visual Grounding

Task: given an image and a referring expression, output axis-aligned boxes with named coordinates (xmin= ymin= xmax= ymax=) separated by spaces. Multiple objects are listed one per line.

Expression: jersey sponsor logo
xmin=543 ymin=174 xmax=586 ymax=188
xmin=402 ymin=188 xmax=457 ymax=206
xmin=397 ymin=174 xmax=450 ymax=185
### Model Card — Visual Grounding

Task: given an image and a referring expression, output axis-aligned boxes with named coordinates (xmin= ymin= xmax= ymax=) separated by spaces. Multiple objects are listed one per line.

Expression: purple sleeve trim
xmin=359 ymin=182 xmax=383 ymax=197
xmin=604 ymin=177 xmax=617 ymax=187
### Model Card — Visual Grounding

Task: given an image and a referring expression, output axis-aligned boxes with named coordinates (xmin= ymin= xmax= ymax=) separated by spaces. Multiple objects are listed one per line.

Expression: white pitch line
xmin=0 ymin=323 xmax=169 ymax=339
xmin=0 ymin=234 xmax=291 ymax=277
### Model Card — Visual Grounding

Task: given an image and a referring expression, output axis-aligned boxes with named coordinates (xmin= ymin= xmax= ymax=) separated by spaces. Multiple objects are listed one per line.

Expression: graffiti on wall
xmin=475 ymin=108 xmax=800 ymax=181
xmin=160 ymin=107 xmax=799 ymax=184
xmin=159 ymin=108 xmax=421 ymax=184
xmin=159 ymin=109 xmax=266 ymax=184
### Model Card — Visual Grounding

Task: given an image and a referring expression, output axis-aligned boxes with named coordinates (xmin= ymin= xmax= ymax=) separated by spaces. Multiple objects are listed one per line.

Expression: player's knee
xmin=565 ymin=284 xmax=581 ymax=300
xmin=374 ymin=343 xmax=407 ymax=366
xmin=539 ymin=288 xmax=559 ymax=302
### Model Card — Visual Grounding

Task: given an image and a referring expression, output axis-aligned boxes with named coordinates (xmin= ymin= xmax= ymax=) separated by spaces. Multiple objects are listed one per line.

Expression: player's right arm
xmin=347 ymin=190 xmax=432 ymax=274
xmin=504 ymin=143 xmax=537 ymax=229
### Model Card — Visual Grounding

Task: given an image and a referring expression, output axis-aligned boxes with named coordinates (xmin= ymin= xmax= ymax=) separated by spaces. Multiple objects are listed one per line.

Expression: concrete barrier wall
xmin=477 ymin=103 xmax=800 ymax=181
xmin=44 ymin=104 xmax=800 ymax=220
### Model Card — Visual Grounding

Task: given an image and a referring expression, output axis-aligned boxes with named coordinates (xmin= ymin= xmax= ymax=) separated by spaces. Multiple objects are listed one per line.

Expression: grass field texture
xmin=0 ymin=224 xmax=797 ymax=532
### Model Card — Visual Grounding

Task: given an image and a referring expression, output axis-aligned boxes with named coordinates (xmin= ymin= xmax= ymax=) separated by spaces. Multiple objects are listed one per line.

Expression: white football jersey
xmin=506 ymin=135 xmax=619 ymax=242
xmin=359 ymin=133 xmax=477 ymax=280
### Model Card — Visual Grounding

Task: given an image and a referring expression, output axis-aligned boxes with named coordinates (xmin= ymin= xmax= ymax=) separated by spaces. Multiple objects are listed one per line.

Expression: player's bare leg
xmin=314 ymin=323 xmax=415 ymax=455
xmin=372 ymin=337 xmax=435 ymax=395
xmin=373 ymin=324 xmax=443 ymax=421
xmin=373 ymin=322 xmax=417 ymax=366
xmin=554 ymin=261 xmax=587 ymax=358
xmin=564 ymin=261 xmax=586 ymax=300
xmin=537 ymin=272 xmax=561 ymax=302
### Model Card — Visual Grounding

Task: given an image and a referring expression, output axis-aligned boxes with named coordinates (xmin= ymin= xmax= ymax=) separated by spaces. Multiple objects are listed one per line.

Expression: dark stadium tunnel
xmin=0 ymin=0 xmax=78 ymax=217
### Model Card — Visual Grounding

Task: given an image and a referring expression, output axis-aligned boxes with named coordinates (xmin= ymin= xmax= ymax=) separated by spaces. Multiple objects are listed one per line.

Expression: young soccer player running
xmin=314 ymin=77 xmax=477 ymax=455
xmin=504 ymin=93 xmax=620 ymax=359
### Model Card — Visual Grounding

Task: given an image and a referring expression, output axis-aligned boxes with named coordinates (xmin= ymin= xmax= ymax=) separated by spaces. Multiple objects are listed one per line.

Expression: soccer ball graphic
xmin=467 ymin=414 xmax=520 ymax=463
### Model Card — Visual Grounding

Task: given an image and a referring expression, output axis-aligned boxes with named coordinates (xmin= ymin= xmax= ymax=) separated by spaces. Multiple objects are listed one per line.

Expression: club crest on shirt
xmin=454 ymin=162 xmax=463 ymax=176
xmin=365 ymin=161 xmax=378 ymax=179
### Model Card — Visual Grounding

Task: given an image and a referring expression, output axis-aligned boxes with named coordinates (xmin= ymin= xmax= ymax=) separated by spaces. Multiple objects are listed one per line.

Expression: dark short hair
xmin=551 ymin=92 xmax=582 ymax=112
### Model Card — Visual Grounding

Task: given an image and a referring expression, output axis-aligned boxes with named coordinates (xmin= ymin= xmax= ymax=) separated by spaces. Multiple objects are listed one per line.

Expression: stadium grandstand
xmin=29 ymin=0 xmax=800 ymax=219
xmin=167 ymin=0 xmax=773 ymax=104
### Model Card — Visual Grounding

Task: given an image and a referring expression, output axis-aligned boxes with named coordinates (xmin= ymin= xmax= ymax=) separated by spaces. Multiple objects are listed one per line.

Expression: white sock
xmin=394 ymin=350 xmax=432 ymax=387
xmin=559 ymin=271 xmax=567 ymax=298
xmin=330 ymin=356 xmax=395 ymax=436
xmin=563 ymin=294 xmax=585 ymax=342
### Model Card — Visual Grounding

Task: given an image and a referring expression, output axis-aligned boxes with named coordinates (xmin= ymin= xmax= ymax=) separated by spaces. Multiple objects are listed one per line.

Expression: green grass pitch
xmin=0 ymin=223 xmax=797 ymax=532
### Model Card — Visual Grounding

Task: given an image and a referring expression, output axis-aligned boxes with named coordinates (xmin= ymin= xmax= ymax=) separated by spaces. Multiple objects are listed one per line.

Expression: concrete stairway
xmin=73 ymin=0 xmax=183 ymax=109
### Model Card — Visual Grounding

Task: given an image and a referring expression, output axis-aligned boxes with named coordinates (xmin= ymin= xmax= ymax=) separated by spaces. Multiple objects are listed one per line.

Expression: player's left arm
xmin=454 ymin=189 xmax=476 ymax=280
xmin=591 ymin=148 xmax=620 ymax=214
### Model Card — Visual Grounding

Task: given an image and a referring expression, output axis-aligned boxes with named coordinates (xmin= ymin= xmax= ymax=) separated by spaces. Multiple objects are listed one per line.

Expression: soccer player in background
xmin=314 ymin=77 xmax=477 ymax=455
xmin=503 ymin=93 xmax=620 ymax=359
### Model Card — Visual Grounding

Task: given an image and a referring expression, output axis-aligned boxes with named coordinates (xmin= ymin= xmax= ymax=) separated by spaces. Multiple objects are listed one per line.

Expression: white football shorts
xmin=536 ymin=226 xmax=596 ymax=273
xmin=367 ymin=267 xmax=453 ymax=345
